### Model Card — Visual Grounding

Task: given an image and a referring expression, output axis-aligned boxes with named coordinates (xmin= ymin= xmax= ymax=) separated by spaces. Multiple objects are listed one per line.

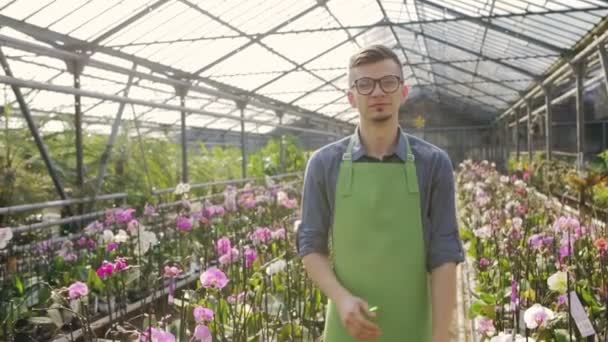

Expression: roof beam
xmin=185 ymin=0 xmax=319 ymax=75
xmin=376 ymin=0 xmax=423 ymax=85
xmin=398 ymin=42 xmax=520 ymax=93
xmin=416 ymin=0 xmax=567 ymax=54
xmin=0 ymin=15 xmax=354 ymax=132
xmin=90 ymin=0 xmax=171 ymax=46
xmin=394 ymin=26 xmax=538 ymax=79
xmin=103 ymin=6 xmax=608 ymax=48
xmin=249 ymin=22 xmax=379 ymax=93
xmin=0 ymin=74 xmax=341 ymax=137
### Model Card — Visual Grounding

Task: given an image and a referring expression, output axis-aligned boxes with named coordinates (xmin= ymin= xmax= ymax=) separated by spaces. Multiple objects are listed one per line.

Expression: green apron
xmin=323 ymin=132 xmax=432 ymax=341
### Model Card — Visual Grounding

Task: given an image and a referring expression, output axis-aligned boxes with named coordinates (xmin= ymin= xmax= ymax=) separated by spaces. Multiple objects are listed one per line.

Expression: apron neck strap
xmin=342 ymin=130 xmax=414 ymax=164
xmin=340 ymin=130 xmax=418 ymax=196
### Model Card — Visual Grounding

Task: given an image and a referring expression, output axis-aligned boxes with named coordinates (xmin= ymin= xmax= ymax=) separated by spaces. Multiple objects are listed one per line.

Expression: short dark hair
xmin=348 ymin=44 xmax=403 ymax=84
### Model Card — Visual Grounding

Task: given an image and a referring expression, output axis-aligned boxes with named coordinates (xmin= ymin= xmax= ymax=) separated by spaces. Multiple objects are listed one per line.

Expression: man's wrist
xmin=432 ymin=329 xmax=450 ymax=342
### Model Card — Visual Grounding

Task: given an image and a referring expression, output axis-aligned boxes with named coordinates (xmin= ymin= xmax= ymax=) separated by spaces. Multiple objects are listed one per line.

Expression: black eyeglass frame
xmin=349 ymin=75 xmax=403 ymax=95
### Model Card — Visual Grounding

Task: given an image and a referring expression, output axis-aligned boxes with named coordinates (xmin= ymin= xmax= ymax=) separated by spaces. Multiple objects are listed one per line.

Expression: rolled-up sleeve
xmin=297 ymin=151 xmax=331 ymax=258
xmin=427 ymin=150 xmax=465 ymax=272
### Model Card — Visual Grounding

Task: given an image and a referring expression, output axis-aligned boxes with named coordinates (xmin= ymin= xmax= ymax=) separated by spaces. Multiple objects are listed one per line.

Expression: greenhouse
xmin=1 ymin=0 xmax=608 ymax=341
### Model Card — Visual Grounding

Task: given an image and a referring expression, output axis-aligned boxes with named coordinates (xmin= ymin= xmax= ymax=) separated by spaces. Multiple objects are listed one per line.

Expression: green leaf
xmin=13 ymin=275 xmax=24 ymax=296
xmin=460 ymin=227 xmax=474 ymax=241
xmin=28 ymin=316 xmax=55 ymax=325
xmin=88 ymin=268 xmax=105 ymax=293
xmin=480 ymin=293 xmax=496 ymax=305
xmin=554 ymin=329 xmax=577 ymax=342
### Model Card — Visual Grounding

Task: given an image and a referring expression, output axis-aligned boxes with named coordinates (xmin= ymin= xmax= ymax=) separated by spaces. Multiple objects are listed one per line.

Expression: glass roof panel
xmin=381 ymin=0 xmax=419 ymax=23
xmin=198 ymin=0 xmax=315 ymax=33
xmin=202 ymin=43 xmax=293 ymax=78
xmin=292 ymin=86 xmax=346 ymax=109
xmin=256 ymin=71 xmax=328 ymax=102
xmin=325 ymin=0 xmax=384 ymax=26
xmin=1 ymin=0 xmax=607 ymax=128
xmin=261 ymin=30 xmax=349 ymax=65
xmin=46 ymin=0 xmax=151 ymax=40
xmin=1 ymin=0 xmax=56 ymax=21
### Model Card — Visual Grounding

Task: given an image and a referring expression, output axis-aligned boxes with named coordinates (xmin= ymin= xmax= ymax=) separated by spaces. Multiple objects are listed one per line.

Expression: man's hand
xmin=336 ymin=294 xmax=382 ymax=341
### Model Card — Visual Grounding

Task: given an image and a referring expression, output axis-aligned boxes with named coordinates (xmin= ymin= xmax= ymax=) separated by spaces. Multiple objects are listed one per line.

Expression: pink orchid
xmin=176 ymin=216 xmax=193 ymax=231
xmin=271 ymin=228 xmax=286 ymax=240
xmin=96 ymin=261 xmax=115 ymax=280
xmin=193 ymin=325 xmax=212 ymax=342
xmin=164 ymin=265 xmax=181 ymax=278
xmin=219 ymin=248 xmax=240 ymax=265
xmin=216 ymin=237 xmax=232 ymax=255
xmin=150 ymin=328 xmax=176 ymax=342
xmin=251 ymin=227 xmax=272 ymax=245
xmin=244 ymin=247 xmax=258 ymax=268
xmin=115 ymin=208 xmax=136 ymax=224
xmin=200 ymin=267 xmax=229 ymax=289
xmin=68 ymin=281 xmax=89 ymax=300
xmin=193 ymin=306 xmax=214 ymax=322
xmin=114 ymin=257 xmax=129 ymax=272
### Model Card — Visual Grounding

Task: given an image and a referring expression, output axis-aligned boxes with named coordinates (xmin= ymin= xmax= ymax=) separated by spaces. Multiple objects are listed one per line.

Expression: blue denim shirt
xmin=296 ymin=127 xmax=465 ymax=272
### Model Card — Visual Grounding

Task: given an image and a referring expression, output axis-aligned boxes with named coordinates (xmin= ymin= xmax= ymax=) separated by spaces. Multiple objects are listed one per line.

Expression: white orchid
xmin=114 ymin=229 xmax=129 ymax=243
xmin=276 ymin=190 xmax=288 ymax=204
xmin=266 ymin=259 xmax=287 ymax=276
xmin=102 ymin=229 xmax=114 ymax=243
xmin=474 ymin=225 xmax=492 ymax=240
xmin=134 ymin=231 xmax=158 ymax=255
xmin=547 ymin=271 xmax=568 ymax=294
xmin=174 ymin=182 xmax=190 ymax=195
xmin=0 ymin=228 xmax=13 ymax=249
xmin=524 ymin=303 xmax=555 ymax=329
xmin=102 ymin=229 xmax=129 ymax=244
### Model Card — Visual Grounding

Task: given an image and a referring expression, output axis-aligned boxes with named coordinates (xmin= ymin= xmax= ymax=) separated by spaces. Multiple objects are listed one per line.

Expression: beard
xmin=369 ymin=109 xmax=393 ymax=123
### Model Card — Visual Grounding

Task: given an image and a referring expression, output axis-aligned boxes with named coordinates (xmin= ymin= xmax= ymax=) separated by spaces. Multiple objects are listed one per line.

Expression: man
xmin=296 ymin=45 xmax=465 ymax=342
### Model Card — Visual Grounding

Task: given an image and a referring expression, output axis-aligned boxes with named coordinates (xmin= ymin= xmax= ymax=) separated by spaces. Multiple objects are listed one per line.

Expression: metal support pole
xmin=237 ymin=100 xmax=247 ymax=179
xmin=0 ymin=47 xmax=70 ymax=203
xmin=602 ymin=122 xmax=608 ymax=150
xmin=175 ymin=85 xmax=190 ymax=183
xmin=543 ymin=85 xmax=553 ymax=161
xmin=501 ymin=119 xmax=508 ymax=170
xmin=276 ymin=110 xmax=285 ymax=173
xmin=598 ymin=39 xmax=608 ymax=94
xmin=66 ymin=59 xmax=86 ymax=209
xmin=94 ymin=63 xmax=136 ymax=194
xmin=527 ymin=100 xmax=533 ymax=163
xmin=574 ymin=62 xmax=587 ymax=170
xmin=515 ymin=109 xmax=520 ymax=161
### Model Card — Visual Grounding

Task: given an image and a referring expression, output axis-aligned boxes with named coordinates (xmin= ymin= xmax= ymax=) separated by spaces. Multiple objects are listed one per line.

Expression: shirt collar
xmin=351 ymin=126 xmax=408 ymax=161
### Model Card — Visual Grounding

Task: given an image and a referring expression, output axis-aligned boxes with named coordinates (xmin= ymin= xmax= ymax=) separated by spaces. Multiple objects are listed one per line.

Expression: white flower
xmin=491 ymin=332 xmax=534 ymax=342
xmin=0 ymin=228 xmax=13 ymax=249
xmin=102 ymin=230 xmax=114 ymax=243
xmin=514 ymin=180 xmax=526 ymax=188
xmin=512 ymin=217 xmax=523 ymax=229
xmin=499 ymin=176 xmax=510 ymax=183
xmin=524 ymin=303 xmax=555 ymax=329
xmin=114 ymin=229 xmax=129 ymax=243
xmin=474 ymin=225 xmax=492 ymax=240
xmin=276 ymin=191 xmax=288 ymax=203
xmin=547 ymin=271 xmax=568 ymax=294
xmin=266 ymin=259 xmax=287 ymax=276
xmin=134 ymin=231 xmax=158 ymax=255
xmin=174 ymin=182 xmax=190 ymax=195
xmin=506 ymin=200 xmax=520 ymax=211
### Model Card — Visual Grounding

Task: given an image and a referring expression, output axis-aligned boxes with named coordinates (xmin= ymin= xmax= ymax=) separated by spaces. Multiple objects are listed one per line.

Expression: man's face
xmin=347 ymin=59 xmax=409 ymax=123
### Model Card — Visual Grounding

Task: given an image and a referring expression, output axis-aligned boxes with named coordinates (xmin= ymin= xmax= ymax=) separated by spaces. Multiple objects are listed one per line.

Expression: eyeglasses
xmin=350 ymin=75 xmax=402 ymax=95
